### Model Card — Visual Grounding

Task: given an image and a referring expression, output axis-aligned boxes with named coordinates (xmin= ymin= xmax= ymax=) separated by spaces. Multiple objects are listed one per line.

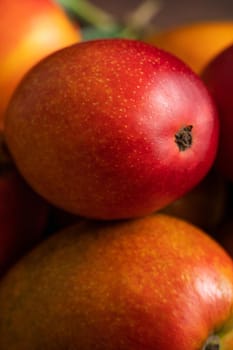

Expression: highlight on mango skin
xmin=1 ymin=2 xmax=233 ymax=350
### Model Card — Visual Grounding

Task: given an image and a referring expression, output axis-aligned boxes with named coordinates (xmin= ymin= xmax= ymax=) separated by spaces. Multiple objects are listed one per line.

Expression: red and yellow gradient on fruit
xmin=0 ymin=0 xmax=80 ymax=129
xmin=145 ymin=21 xmax=233 ymax=74
xmin=0 ymin=214 xmax=233 ymax=349
xmin=5 ymin=39 xmax=219 ymax=220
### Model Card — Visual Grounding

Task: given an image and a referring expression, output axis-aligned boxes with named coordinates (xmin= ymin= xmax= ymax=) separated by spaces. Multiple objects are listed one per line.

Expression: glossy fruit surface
xmin=202 ymin=44 xmax=233 ymax=182
xmin=0 ymin=0 xmax=80 ymax=128
xmin=0 ymin=214 xmax=233 ymax=349
xmin=5 ymin=39 xmax=219 ymax=219
xmin=145 ymin=21 xmax=233 ymax=73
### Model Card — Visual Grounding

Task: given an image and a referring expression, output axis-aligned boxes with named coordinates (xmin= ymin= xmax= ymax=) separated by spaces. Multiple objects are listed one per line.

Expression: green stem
xmin=57 ymin=0 xmax=162 ymax=39
xmin=202 ymin=335 xmax=220 ymax=350
xmin=121 ymin=0 xmax=162 ymax=37
xmin=57 ymin=0 xmax=117 ymax=30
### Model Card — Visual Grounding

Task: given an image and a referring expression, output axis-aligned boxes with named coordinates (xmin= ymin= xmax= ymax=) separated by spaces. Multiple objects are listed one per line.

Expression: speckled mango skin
xmin=0 ymin=214 xmax=233 ymax=349
xmin=5 ymin=39 xmax=219 ymax=219
xmin=0 ymin=0 xmax=79 ymax=128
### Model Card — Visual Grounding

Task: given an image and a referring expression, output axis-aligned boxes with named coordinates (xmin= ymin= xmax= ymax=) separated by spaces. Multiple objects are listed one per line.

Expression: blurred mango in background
xmin=0 ymin=0 xmax=81 ymax=129
xmin=145 ymin=20 xmax=233 ymax=73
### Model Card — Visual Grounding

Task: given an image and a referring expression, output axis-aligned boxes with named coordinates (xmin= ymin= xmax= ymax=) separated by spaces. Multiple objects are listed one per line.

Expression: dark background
xmin=92 ymin=0 xmax=233 ymax=29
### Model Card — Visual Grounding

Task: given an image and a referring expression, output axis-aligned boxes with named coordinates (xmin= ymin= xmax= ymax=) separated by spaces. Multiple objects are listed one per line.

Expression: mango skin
xmin=202 ymin=44 xmax=233 ymax=182
xmin=5 ymin=39 xmax=219 ymax=219
xmin=0 ymin=0 xmax=80 ymax=128
xmin=145 ymin=21 xmax=233 ymax=74
xmin=0 ymin=214 xmax=233 ymax=349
